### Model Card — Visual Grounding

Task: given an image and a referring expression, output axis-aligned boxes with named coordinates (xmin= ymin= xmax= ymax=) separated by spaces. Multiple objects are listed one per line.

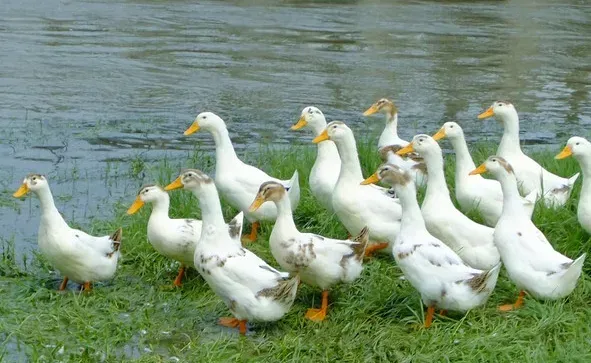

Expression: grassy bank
xmin=1 ymin=140 xmax=591 ymax=362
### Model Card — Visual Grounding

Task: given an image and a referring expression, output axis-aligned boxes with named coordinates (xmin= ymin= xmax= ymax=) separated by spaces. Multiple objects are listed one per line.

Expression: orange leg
xmin=238 ymin=320 xmax=247 ymax=335
xmin=59 ymin=277 xmax=69 ymax=291
xmin=173 ymin=265 xmax=186 ymax=287
xmin=218 ymin=317 xmax=248 ymax=335
xmin=439 ymin=310 xmax=447 ymax=316
xmin=241 ymin=221 xmax=260 ymax=244
xmin=305 ymin=290 xmax=329 ymax=322
xmin=499 ymin=290 xmax=526 ymax=312
xmin=424 ymin=306 xmax=435 ymax=328
xmin=83 ymin=282 xmax=92 ymax=292
xmin=364 ymin=242 xmax=389 ymax=257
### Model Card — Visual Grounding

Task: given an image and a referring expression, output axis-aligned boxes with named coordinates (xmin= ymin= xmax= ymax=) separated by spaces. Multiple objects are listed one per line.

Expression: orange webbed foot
xmin=218 ymin=317 xmax=247 ymax=335
xmin=305 ymin=308 xmax=327 ymax=322
xmin=364 ymin=242 xmax=389 ymax=258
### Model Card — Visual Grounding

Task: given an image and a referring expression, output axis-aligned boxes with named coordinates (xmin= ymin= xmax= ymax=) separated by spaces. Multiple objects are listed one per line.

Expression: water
xmin=1 ymin=0 xmax=590 ymax=256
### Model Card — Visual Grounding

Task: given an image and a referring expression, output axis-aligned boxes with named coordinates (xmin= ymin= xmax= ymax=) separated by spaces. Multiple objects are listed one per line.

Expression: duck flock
xmin=13 ymin=99 xmax=590 ymax=335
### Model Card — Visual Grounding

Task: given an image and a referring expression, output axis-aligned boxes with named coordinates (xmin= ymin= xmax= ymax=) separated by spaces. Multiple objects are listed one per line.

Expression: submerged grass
xmin=1 ymin=140 xmax=591 ymax=362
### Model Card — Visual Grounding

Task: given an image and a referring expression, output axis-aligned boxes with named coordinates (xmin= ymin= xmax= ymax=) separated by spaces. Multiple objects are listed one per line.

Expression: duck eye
xmin=576 ymin=142 xmax=580 ymax=146
xmin=450 ymin=125 xmax=454 ymax=128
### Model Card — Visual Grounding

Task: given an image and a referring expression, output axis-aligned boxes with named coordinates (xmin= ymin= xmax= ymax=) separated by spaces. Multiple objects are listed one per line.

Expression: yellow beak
xmin=312 ymin=128 xmax=330 ymax=144
xmin=363 ymin=104 xmax=379 ymax=116
xmin=432 ymin=128 xmax=446 ymax=141
xmin=164 ymin=177 xmax=184 ymax=191
xmin=396 ymin=144 xmax=414 ymax=156
xmin=555 ymin=145 xmax=573 ymax=160
xmin=361 ymin=173 xmax=380 ymax=185
xmin=184 ymin=122 xmax=200 ymax=136
xmin=291 ymin=116 xmax=308 ymax=130
xmin=248 ymin=196 xmax=265 ymax=212
xmin=13 ymin=183 xmax=29 ymax=198
xmin=469 ymin=164 xmax=488 ymax=175
xmin=478 ymin=107 xmax=495 ymax=119
xmin=127 ymin=196 xmax=145 ymax=215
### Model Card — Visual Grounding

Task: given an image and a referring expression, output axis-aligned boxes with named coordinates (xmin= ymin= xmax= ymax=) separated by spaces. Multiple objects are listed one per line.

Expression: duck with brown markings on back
xmin=249 ymin=180 xmax=369 ymax=322
xmin=471 ymin=156 xmax=586 ymax=311
xmin=362 ymin=164 xmax=500 ymax=328
xmin=165 ymin=169 xmax=300 ymax=336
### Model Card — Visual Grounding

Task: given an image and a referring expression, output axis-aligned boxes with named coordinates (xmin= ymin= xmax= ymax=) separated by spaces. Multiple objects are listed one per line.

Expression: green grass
xmin=2 ymin=141 xmax=591 ymax=362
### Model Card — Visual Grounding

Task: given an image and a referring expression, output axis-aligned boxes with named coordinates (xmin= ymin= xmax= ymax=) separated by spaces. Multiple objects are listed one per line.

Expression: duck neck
xmin=498 ymin=111 xmax=523 ymax=155
xmin=273 ymin=194 xmax=298 ymax=233
xmin=311 ymin=121 xmax=334 ymax=158
xmin=396 ymin=183 xmax=427 ymax=232
xmin=497 ymin=172 xmax=525 ymax=217
xmin=192 ymin=184 xmax=226 ymax=228
xmin=384 ymin=112 xmax=399 ymax=139
xmin=449 ymin=135 xmax=477 ymax=181
xmin=576 ymin=155 xmax=591 ymax=202
xmin=209 ymin=125 xmax=239 ymax=168
xmin=334 ymin=133 xmax=364 ymax=183
xmin=36 ymin=186 xmax=68 ymax=229
xmin=149 ymin=195 xmax=170 ymax=220
xmin=423 ymin=150 xmax=454 ymax=207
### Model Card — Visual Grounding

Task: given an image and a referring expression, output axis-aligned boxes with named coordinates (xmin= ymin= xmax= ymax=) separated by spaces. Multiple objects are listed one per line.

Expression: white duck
xmin=397 ymin=135 xmax=500 ymax=270
xmin=362 ymin=164 xmax=500 ymax=328
xmin=249 ymin=181 xmax=369 ymax=321
xmin=184 ymin=112 xmax=300 ymax=243
xmin=471 ymin=156 xmax=586 ymax=310
xmin=13 ymin=174 xmax=122 ymax=291
xmin=432 ymin=122 xmax=536 ymax=226
xmin=313 ymin=121 xmax=402 ymax=255
xmin=363 ymin=98 xmax=408 ymax=149
xmin=556 ymin=137 xmax=591 ymax=234
xmin=291 ymin=106 xmax=340 ymax=212
xmin=126 ymin=185 xmax=202 ymax=286
xmin=478 ymin=101 xmax=579 ymax=207
xmin=364 ymin=98 xmax=427 ymax=188
xmin=165 ymin=169 xmax=299 ymax=335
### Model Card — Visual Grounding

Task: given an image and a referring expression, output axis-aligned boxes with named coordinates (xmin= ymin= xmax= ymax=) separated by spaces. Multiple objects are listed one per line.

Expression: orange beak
xmin=248 ymin=196 xmax=266 ymax=212
xmin=478 ymin=107 xmax=494 ymax=119
xmin=363 ymin=104 xmax=380 ymax=116
xmin=291 ymin=116 xmax=307 ymax=130
xmin=469 ymin=164 xmax=488 ymax=175
xmin=184 ymin=122 xmax=200 ymax=136
xmin=13 ymin=183 xmax=29 ymax=198
xmin=312 ymin=129 xmax=330 ymax=144
xmin=396 ymin=144 xmax=414 ymax=156
xmin=432 ymin=128 xmax=446 ymax=141
xmin=164 ymin=177 xmax=184 ymax=191
xmin=555 ymin=145 xmax=573 ymax=160
xmin=127 ymin=196 xmax=145 ymax=215
xmin=361 ymin=173 xmax=380 ymax=185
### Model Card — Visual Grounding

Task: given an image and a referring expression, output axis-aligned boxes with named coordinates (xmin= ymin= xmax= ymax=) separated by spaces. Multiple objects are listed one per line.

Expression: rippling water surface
xmin=1 ymin=0 xmax=590 ymax=254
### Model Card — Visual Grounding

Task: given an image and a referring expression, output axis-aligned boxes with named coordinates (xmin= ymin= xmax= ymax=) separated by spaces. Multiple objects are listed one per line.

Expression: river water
xmin=1 ymin=0 xmax=590 ymax=256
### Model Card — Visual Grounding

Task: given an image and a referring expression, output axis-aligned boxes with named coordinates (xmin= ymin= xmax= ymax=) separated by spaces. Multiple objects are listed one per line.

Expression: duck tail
xmin=562 ymin=253 xmax=586 ymax=282
xmin=110 ymin=227 xmax=123 ymax=252
xmin=467 ymin=262 xmax=501 ymax=294
xmin=568 ymin=172 xmax=580 ymax=187
xmin=351 ymin=227 xmax=370 ymax=260
xmin=276 ymin=273 xmax=300 ymax=305
xmin=286 ymin=170 xmax=301 ymax=210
